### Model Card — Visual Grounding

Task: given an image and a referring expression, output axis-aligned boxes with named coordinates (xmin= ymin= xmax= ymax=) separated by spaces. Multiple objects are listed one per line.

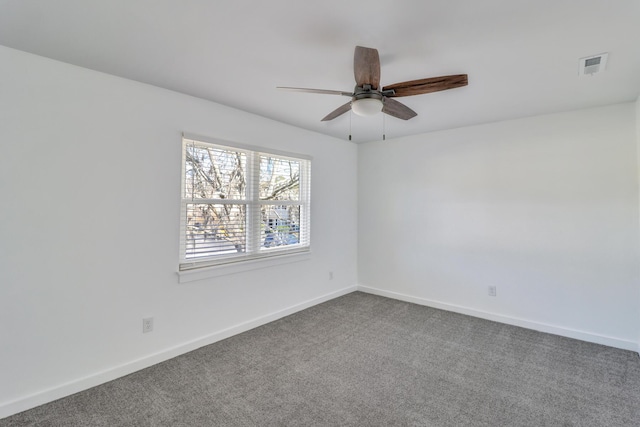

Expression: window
xmin=179 ymin=136 xmax=311 ymax=271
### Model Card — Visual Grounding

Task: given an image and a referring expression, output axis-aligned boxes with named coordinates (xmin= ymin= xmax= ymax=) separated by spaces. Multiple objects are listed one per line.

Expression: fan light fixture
xmin=351 ymin=98 xmax=383 ymax=117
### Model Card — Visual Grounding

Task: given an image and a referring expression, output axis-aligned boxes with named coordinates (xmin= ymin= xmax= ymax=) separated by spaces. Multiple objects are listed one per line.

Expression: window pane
xmin=185 ymin=203 xmax=246 ymax=258
xmin=185 ymin=144 xmax=246 ymax=200
xmin=259 ymin=156 xmax=299 ymax=201
xmin=261 ymin=205 xmax=301 ymax=249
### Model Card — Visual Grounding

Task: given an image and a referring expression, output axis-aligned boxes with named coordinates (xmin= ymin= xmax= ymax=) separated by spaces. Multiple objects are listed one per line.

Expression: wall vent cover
xmin=579 ymin=53 xmax=608 ymax=76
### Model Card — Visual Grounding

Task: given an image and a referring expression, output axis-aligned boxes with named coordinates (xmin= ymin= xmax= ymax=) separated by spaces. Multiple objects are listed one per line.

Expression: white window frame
xmin=178 ymin=134 xmax=311 ymax=277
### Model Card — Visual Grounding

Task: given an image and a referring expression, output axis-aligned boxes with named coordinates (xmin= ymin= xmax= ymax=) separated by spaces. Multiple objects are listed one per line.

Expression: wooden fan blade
xmin=354 ymin=46 xmax=381 ymax=89
xmin=382 ymin=97 xmax=417 ymax=120
xmin=277 ymin=87 xmax=353 ymax=97
xmin=383 ymin=74 xmax=468 ymax=97
xmin=321 ymin=101 xmax=352 ymax=121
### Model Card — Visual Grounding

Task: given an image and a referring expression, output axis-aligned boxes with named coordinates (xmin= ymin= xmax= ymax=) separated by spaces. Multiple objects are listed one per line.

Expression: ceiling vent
xmin=579 ymin=53 xmax=608 ymax=76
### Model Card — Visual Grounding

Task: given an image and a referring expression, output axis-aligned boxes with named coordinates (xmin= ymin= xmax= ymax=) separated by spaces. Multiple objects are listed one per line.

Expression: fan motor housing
xmin=353 ymin=85 xmax=383 ymax=101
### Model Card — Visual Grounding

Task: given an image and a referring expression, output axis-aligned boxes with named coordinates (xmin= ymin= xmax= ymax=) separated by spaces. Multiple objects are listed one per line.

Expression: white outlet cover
xmin=142 ymin=317 xmax=154 ymax=333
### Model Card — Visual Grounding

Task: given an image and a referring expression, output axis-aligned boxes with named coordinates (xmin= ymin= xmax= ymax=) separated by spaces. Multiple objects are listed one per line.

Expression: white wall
xmin=0 ymin=45 xmax=358 ymax=417
xmin=358 ymin=103 xmax=640 ymax=350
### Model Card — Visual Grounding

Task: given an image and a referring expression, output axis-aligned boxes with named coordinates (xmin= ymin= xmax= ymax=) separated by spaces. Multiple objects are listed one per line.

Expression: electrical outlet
xmin=142 ymin=317 xmax=154 ymax=333
xmin=488 ymin=286 xmax=497 ymax=297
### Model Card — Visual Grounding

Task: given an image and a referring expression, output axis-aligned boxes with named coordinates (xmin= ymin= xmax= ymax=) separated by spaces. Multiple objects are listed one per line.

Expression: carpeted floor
xmin=3 ymin=291 xmax=640 ymax=426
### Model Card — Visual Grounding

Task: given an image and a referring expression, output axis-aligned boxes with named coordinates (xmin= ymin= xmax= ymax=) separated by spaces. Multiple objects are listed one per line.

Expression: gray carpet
xmin=3 ymin=292 xmax=640 ymax=426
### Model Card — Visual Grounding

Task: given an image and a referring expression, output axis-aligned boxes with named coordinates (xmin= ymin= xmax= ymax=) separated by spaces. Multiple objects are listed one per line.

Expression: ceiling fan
xmin=278 ymin=46 xmax=468 ymax=121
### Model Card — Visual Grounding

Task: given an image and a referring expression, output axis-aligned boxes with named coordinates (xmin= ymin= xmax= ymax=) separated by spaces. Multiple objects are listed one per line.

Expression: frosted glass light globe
xmin=351 ymin=98 xmax=383 ymax=117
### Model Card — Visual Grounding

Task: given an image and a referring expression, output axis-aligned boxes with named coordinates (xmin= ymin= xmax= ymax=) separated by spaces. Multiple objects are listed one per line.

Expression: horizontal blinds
xmin=184 ymin=204 xmax=246 ymax=258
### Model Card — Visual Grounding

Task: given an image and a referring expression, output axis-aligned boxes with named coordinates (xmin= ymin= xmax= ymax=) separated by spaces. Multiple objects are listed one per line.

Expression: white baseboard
xmin=0 ymin=285 xmax=357 ymax=420
xmin=357 ymin=284 xmax=638 ymax=352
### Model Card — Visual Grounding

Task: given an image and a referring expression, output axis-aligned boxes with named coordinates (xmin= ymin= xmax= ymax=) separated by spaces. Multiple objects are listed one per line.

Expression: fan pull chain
xmin=383 ymin=114 xmax=386 ymax=141
xmin=348 ymin=111 xmax=352 ymax=141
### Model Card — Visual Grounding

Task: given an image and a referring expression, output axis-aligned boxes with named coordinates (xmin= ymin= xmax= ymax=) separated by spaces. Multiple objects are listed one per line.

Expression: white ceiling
xmin=1 ymin=1 xmax=639 ymax=143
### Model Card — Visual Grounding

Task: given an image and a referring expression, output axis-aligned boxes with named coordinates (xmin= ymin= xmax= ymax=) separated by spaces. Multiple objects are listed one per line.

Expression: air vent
xmin=579 ymin=53 xmax=608 ymax=76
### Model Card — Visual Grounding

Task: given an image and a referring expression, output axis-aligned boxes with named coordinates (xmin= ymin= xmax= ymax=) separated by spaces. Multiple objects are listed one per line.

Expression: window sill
xmin=177 ymin=250 xmax=312 ymax=283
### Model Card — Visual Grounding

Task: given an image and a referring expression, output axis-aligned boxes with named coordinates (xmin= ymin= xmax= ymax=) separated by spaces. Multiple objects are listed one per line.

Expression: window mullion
xmin=299 ymin=159 xmax=310 ymax=246
xmin=246 ymin=152 xmax=261 ymax=254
